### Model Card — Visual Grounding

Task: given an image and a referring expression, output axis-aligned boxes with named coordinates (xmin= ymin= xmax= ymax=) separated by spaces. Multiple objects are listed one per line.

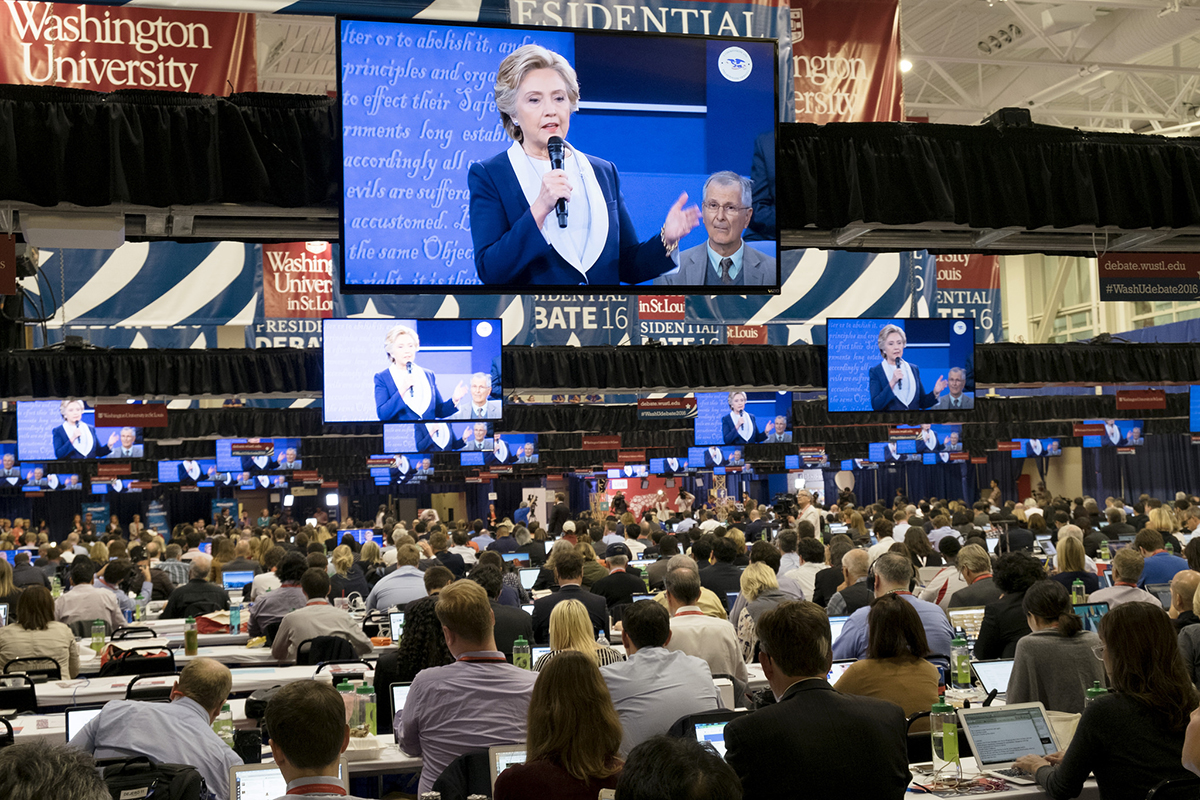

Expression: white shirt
xmin=783 ymin=562 xmax=825 ymax=602
xmin=880 ymin=359 xmax=916 ymax=406
xmin=62 ymin=421 xmax=95 ymax=457
xmin=728 ymin=412 xmax=756 ymax=442
xmin=666 ymin=606 xmax=747 ymax=684
xmin=867 ymin=537 xmax=895 ymax=565
xmin=250 ymin=571 xmax=281 ymax=601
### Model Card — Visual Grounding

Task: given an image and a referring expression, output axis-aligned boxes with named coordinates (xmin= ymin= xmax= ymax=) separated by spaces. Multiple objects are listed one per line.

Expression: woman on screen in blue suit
xmin=868 ymin=324 xmax=948 ymax=412
xmin=722 ymin=391 xmax=772 ymax=445
xmin=374 ymin=325 xmax=468 ymax=423
xmin=468 ymin=44 xmax=700 ymax=287
xmin=52 ymin=399 xmax=117 ymax=459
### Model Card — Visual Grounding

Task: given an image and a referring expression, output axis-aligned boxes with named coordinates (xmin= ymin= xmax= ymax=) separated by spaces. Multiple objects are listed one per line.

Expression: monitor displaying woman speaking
xmin=826 ymin=318 xmax=976 ymax=414
xmin=16 ymin=399 xmax=144 ymax=461
xmin=337 ymin=19 xmax=778 ymax=293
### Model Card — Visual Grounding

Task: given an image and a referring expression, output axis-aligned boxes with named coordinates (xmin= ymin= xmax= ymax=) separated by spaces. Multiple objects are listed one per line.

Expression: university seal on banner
xmin=790 ymin=8 xmax=804 ymax=42
xmin=719 ymin=46 xmax=753 ymax=82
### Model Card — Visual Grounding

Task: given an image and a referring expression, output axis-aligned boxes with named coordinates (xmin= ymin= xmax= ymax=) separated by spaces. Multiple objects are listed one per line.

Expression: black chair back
xmin=263 ymin=620 xmax=282 ymax=646
xmin=429 ymin=750 xmax=491 ymax=800
xmin=0 ymin=674 xmax=37 ymax=714
xmin=112 ymin=626 xmax=156 ymax=641
xmin=313 ymin=659 xmax=374 ymax=682
xmin=68 ymin=619 xmax=112 ymax=639
xmin=1147 ymin=777 xmax=1200 ymax=799
xmin=97 ymin=647 xmax=177 ymax=678
xmin=3 ymin=658 xmax=61 ymax=683
xmin=0 ymin=717 xmax=13 ymax=748
xmin=297 ymin=635 xmax=354 ymax=666
xmin=124 ymin=673 xmax=177 ymax=701
xmin=361 ymin=610 xmax=389 ymax=638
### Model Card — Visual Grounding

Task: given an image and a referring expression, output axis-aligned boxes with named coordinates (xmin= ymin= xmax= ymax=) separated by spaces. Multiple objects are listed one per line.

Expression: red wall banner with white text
xmin=262 ymin=242 xmax=335 ymax=319
xmin=0 ymin=3 xmax=256 ymax=94
xmin=790 ymin=0 xmax=902 ymax=122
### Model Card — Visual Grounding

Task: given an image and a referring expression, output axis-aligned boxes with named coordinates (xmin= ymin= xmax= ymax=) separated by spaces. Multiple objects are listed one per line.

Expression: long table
xmin=909 ymin=759 xmax=1100 ymax=799
xmin=35 ymin=665 xmax=334 ymax=709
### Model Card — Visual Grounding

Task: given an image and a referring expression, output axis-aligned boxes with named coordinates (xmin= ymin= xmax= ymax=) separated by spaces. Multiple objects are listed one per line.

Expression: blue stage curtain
xmin=1083 ymin=435 xmax=1200 ymax=501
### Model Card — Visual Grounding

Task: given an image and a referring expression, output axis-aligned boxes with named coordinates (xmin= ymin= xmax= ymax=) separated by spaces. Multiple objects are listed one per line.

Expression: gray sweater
xmin=1007 ymin=628 xmax=1106 ymax=714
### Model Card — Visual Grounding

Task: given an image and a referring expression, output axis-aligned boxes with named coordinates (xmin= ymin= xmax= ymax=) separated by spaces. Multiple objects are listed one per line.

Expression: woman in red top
xmin=494 ymin=651 xmax=623 ymax=799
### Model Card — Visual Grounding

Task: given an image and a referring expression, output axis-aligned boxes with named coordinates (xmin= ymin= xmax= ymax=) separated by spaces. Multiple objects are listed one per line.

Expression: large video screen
xmin=1012 ymin=438 xmax=1062 ymax=458
xmin=687 ymin=445 xmax=746 ymax=468
xmin=215 ymin=439 xmax=302 ymax=473
xmin=827 ymin=318 xmax=976 ymax=414
xmin=157 ymin=459 xmax=219 ymax=487
xmin=1191 ymin=387 xmax=1200 ymax=432
xmin=649 ymin=456 xmax=691 ymax=475
xmin=694 ymin=391 xmax=792 ymax=446
xmin=322 ymin=319 xmax=502 ymax=423
xmin=19 ymin=466 xmax=82 ymax=491
xmin=0 ymin=444 xmax=19 ymax=488
xmin=1082 ymin=420 xmax=1144 ymax=448
xmin=338 ymin=19 xmax=778 ymax=293
xmin=17 ymin=400 xmax=144 ymax=461
xmin=892 ymin=423 xmax=963 ymax=453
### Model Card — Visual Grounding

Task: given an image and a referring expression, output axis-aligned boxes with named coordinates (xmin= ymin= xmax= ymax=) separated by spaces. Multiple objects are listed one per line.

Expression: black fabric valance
xmin=778 ymin=120 xmax=1200 ymax=232
xmin=0 ymin=85 xmax=337 ymax=208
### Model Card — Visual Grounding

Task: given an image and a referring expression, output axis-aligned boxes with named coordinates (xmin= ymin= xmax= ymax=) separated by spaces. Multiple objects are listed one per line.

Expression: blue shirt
xmin=94 ymin=576 xmax=153 ymax=613
xmin=707 ymin=242 xmax=744 ymax=282
xmin=601 ymin=646 xmax=721 ymax=756
xmin=248 ymin=583 xmax=306 ymax=637
xmin=1139 ymin=551 xmax=1189 ymax=588
xmin=832 ymin=592 xmax=955 ymax=662
xmin=69 ymin=696 xmax=241 ymax=800
xmin=366 ymin=566 xmax=426 ymax=611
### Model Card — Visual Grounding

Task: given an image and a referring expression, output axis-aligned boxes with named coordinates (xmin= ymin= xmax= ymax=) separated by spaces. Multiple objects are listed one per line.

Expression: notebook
xmin=221 ymin=571 xmax=255 ymax=591
xmin=970 ymin=659 xmax=1014 ymax=697
xmin=958 ymin=703 xmax=1060 ymax=785
xmin=65 ymin=705 xmax=104 ymax=742
xmin=230 ymin=759 xmax=348 ymax=800
xmin=389 ymin=611 xmax=405 ymax=642
xmin=489 ymin=744 xmax=527 ymax=789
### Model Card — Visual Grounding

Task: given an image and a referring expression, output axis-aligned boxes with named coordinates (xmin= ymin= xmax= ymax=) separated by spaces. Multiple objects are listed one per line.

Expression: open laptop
xmin=1146 ymin=583 xmax=1173 ymax=610
xmin=221 ymin=570 xmax=255 ymax=591
xmin=632 ymin=594 xmax=654 ymax=604
xmin=230 ymin=759 xmax=349 ymax=800
xmin=726 ymin=592 xmax=739 ymax=612
xmin=682 ymin=709 xmax=749 ymax=760
xmin=0 ymin=603 xmax=7 ymax=628
xmin=970 ymin=659 xmax=1015 ymax=698
xmin=390 ymin=682 xmax=411 ymax=743
xmin=958 ymin=703 xmax=1060 ymax=785
xmin=827 ymin=615 xmax=850 ymax=647
xmin=531 ymin=645 xmax=551 ymax=662
xmin=520 ymin=603 xmax=535 ymax=616
xmin=518 ymin=568 xmax=540 ymax=592
xmin=1074 ymin=601 xmax=1109 ymax=633
xmin=489 ymin=744 xmax=527 ymax=790
xmin=501 ymin=553 xmax=527 ymax=565
xmin=947 ymin=607 xmax=986 ymax=644
xmin=389 ymin=611 xmax=405 ymax=642
xmin=827 ymin=659 xmax=855 ymax=686
xmin=65 ymin=705 xmax=104 ymax=742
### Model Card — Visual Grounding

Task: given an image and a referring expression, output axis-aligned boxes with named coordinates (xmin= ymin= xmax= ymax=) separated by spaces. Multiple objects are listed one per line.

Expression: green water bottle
xmin=1071 ymin=579 xmax=1087 ymax=605
xmin=1085 ymin=681 xmax=1108 ymax=708
xmin=513 ymin=635 xmax=532 ymax=670
xmin=931 ymin=697 xmax=960 ymax=773
xmin=1099 ymin=540 xmax=1110 ymax=560
xmin=357 ymin=685 xmax=377 ymax=735
xmin=90 ymin=619 xmax=106 ymax=653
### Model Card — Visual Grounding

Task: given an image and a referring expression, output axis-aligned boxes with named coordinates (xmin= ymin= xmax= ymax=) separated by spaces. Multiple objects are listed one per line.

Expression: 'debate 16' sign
xmin=0 ymin=2 xmax=255 ymax=94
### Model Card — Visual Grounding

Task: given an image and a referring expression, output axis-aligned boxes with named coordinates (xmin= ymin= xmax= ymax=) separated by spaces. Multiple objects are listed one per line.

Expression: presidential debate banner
xmin=0 ymin=2 xmax=256 ymax=94
xmin=935 ymin=254 xmax=1001 ymax=344
xmin=789 ymin=0 xmax=902 ymax=123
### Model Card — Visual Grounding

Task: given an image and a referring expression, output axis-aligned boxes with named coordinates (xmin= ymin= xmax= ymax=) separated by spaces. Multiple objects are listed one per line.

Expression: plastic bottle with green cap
xmin=1071 ymin=578 xmax=1087 ymax=605
xmin=183 ymin=617 xmax=198 ymax=656
xmin=1085 ymin=681 xmax=1108 ymax=708
xmin=512 ymin=635 xmax=531 ymax=670
xmin=951 ymin=636 xmax=971 ymax=690
xmin=931 ymin=696 xmax=960 ymax=773
xmin=357 ymin=685 xmax=377 ymax=735
xmin=1099 ymin=540 xmax=1110 ymax=560
xmin=338 ymin=680 xmax=357 ymax=725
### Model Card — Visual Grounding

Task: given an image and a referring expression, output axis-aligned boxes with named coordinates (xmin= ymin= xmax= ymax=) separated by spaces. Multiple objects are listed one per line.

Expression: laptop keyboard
xmin=992 ymin=768 xmax=1031 ymax=780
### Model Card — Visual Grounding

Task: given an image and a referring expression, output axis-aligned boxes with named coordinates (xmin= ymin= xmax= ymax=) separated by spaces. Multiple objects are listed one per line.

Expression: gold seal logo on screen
xmin=718 ymin=47 xmax=753 ymax=82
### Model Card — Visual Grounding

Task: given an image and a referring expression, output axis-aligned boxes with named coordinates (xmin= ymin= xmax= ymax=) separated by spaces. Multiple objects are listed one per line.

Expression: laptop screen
xmin=501 ymin=553 xmax=525 ymax=564
xmin=828 ymin=616 xmax=850 ymax=646
xmin=632 ymin=594 xmax=654 ymax=604
xmin=532 ymin=646 xmax=551 ymax=662
xmin=695 ymin=720 xmax=731 ymax=758
xmin=1146 ymin=584 xmax=1173 ymax=610
xmin=0 ymin=603 xmax=7 ymax=628
xmin=491 ymin=746 xmax=527 ymax=786
xmin=520 ymin=604 xmax=534 ymax=616
xmin=391 ymin=683 xmax=410 ymax=715
xmin=198 ymin=542 xmax=212 ymax=555
xmin=1074 ymin=602 xmax=1109 ymax=633
xmin=231 ymin=761 xmax=346 ymax=800
xmin=827 ymin=660 xmax=854 ymax=686
xmin=222 ymin=571 xmax=254 ymax=590
xmin=971 ymin=660 xmax=1015 ymax=695
xmin=726 ymin=592 xmax=739 ymax=612
xmin=66 ymin=706 xmax=103 ymax=742
xmin=390 ymin=611 xmax=405 ymax=642
xmin=962 ymin=706 xmax=1057 ymax=766
xmin=519 ymin=568 xmax=540 ymax=591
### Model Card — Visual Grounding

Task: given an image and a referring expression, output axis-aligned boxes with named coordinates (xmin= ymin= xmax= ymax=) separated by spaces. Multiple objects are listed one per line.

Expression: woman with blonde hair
xmin=373 ymin=323 xmax=468 ymax=422
xmin=359 ymin=541 xmax=387 ymax=586
xmin=328 ymin=544 xmax=370 ymax=601
xmin=494 ymin=651 xmax=623 ymax=799
xmin=735 ymin=562 xmax=787 ymax=661
xmin=1051 ymin=536 xmax=1099 ymax=594
xmin=88 ymin=542 xmax=108 ymax=564
xmin=0 ymin=559 xmax=22 ymax=612
xmin=533 ymin=599 xmax=624 ymax=671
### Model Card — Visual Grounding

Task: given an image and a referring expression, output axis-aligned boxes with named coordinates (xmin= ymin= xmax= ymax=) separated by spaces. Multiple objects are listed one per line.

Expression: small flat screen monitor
xmin=157 ymin=459 xmax=219 ymax=486
xmin=1192 ymin=386 xmax=1200 ymax=432
xmin=632 ymin=594 xmax=654 ymax=604
xmin=1011 ymin=438 xmax=1062 ymax=458
xmin=531 ymin=645 xmax=551 ymax=662
xmin=338 ymin=18 xmax=779 ymax=294
xmin=0 ymin=551 xmax=16 ymax=566
xmin=826 ymin=318 xmax=976 ymax=414
xmin=694 ymin=391 xmax=793 ymax=446
xmin=1082 ymin=419 xmax=1144 ymax=448
xmin=784 ymin=455 xmax=800 ymax=469
xmin=216 ymin=438 xmax=302 ymax=474
xmin=322 ymin=319 xmax=502 ymax=424
xmin=343 ymin=529 xmax=376 ymax=547
xmin=17 ymin=400 xmax=145 ymax=461
xmin=390 ymin=611 xmax=406 ymax=642
xmin=649 ymin=457 xmax=690 ymax=475
xmin=1073 ymin=602 xmax=1109 ymax=633
xmin=687 ymin=446 xmax=746 ymax=470
xmin=519 ymin=568 xmax=540 ymax=591
xmin=828 ymin=615 xmax=850 ymax=646
xmin=222 ymin=571 xmax=254 ymax=591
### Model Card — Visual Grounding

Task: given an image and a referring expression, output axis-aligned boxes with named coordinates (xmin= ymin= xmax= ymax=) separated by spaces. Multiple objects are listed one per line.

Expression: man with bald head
xmin=1170 ymin=570 xmax=1200 ymax=632
xmin=69 ymin=658 xmax=242 ymax=799
xmin=825 ymin=549 xmax=871 ymax=616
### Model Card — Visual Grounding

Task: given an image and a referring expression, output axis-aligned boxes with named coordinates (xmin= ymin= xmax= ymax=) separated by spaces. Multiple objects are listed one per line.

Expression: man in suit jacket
xmin=591 ymin=544 xmax=648 ymax=612
xmin=514 ymin=442 xmax=538 ymax=464
xmin=934 ymin=367 xmax=974 ymax=409
xmin=107 ymin=428 xmax=144 ymax=459
xmin=654 ymin=172 xmax=776 ymax=287
xmin=724 ymin=601 xmax=910 ymax=800
xmin=1103 ymin=507 xmax=1137 ymax=539
xmin=698 ymin=537 xmax=743 ymax=603
xmin=762 ymin=415 xmax=792 ymax=443
xmin=460 ymin=422 xmax=493 ymax=452
xmin=469 ymin=563 xmax=534 ymax=662
xmin=429 ymin=531 xmax=465 ymax=579
xmin=547 ymin=492 xmax=571 ymax=535
xmin=451 ymin=373 xmax=502 ymax=420
xmin=947 ymin=545 xmax=1002 ymax=609
xmin=530 ymin=552 xmax=608 ymax=644
xmin=0 ymin=453 xmax=20 ymax=479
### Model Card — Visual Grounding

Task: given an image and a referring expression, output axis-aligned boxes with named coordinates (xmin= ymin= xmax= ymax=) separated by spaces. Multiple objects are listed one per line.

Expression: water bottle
xmin=184 ymin=617 xmax=198 ymax=656
xmin=1099 ymin=540 xmax=1110 ymax=560
xmin=338 ymin=680 xmax=357 ymax=724
xmin=951 ymin=636 xmax=971 ymax=690
xmin=513 ymin=635 xmax=531 ymax=670
xmin=1085 ymin=681 xmax=1108 ymax=708
xmin=51 ymin=576 xmax=62 ymax=598
xmin=229 ymin=603 xmax=241 ymax=633
xmin=356 ymin=685 xmax=377 ymax=735
xmin=1071 ymin=579 xmax=1087 ymax=605
xmin=212 ymin=702 xmax=234 ymax=747
xmin=90 ymin=619 xmax=106 ymax=653
xmin=597 ymin=629 xmax=608 ymax=645
xmin=931 ymin=697 xmax=960 ymax=774
xmin=1167 ymin=542 xmax=1175 ymax=553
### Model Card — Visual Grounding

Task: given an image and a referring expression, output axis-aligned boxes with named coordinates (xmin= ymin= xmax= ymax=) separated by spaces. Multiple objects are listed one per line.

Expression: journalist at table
xmin=868 ymin=324 xmax=947 ymax=412
xmin=468 ymin=44 xmax=699 ymax=287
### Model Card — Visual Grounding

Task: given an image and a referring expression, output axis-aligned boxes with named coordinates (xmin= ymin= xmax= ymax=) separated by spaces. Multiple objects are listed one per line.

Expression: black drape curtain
xmin=972 ymin=452 xmax=1027 ymax=506
xmin=903 ymin=462 xmax=971 ymax=505
xmin=1082 ymin=435 xmax=1200 ymax=500
xmin=778 ymin=120 xmax=1200 ymax=234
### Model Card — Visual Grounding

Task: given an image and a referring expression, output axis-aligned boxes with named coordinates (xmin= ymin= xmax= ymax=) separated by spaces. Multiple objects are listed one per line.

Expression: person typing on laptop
xmin=68 ymin=658 xmax=242 ymax=800
xmin=1012 ymin=603 xmax=1198 ymax=797
xmin=271 ymin=568 xmax=373 ymax=662
xmin=263 ymin=680 xmax=370 ymax=799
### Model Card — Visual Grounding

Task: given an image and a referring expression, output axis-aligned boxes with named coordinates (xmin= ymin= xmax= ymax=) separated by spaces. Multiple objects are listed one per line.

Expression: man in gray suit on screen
xmin=654 ymin=171 xmax=776 ymax=287
xmin=933 ymin=367 xmax=974 ymax=410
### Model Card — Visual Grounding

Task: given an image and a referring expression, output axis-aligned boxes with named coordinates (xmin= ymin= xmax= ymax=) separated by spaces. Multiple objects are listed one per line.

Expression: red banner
xmin=1116 ymin=389 xmax=1167 ymax=410
xmin=96 ymin=463 xmax=131 ymax=477
xmin=970 ymin=456 xmax=988 ymax=464
xmin=1074 ymin=423 xmax=1106 ymax=437
xmin=948 ymin=452 xmax=970 ymax=462
xmin=1117 ymin=447 xmax=1137 ymax=456
xmin=726 ymin=325 xmax=767 ymax=344
xmin=292 ymin=470 xmax=320 ymax=482
xmin=0 ymin=3 xmax=255 ymax=95
xmin=637 ymin=296 xmax=686 ymax=321
xmin=262 ymin=242 xmax=335 ymax=319
xmin=790 ymin=0 xmax=902 ymax=122
xmin=130 ymin=481 xmax=153 ymax=490
xmin=617 ymin=451 xmax=646 ymax=462
xmin=582 ymin=435 xmax=622 ymax=450
xmin=0 ymin=235 xmax=15 ymax=295
xmin=93 ymin=404 xmax=167 ymax=428
xmin=996 ymin=441 xmax=1020 ymax=452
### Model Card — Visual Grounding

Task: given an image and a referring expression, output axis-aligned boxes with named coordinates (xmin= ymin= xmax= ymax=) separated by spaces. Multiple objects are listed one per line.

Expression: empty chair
xmin=3 ymin=657 xmax=61 ymax=683
xmin=0 ymin=675 xmax=37 ymax=714
xmin=296 ymin=635 xmax=355 ymax=666
xmin=124 ymin=673 xmax=177 ymax=702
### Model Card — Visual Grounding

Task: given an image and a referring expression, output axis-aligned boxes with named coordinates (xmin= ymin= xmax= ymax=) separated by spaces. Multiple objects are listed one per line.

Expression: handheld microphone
xmin=547 ymin=135 xmax=568 ymax=228
xmin=406 ymin=361 xmax=414 ymax=397
xmin=894 ymin=357 xmax=903 ymax=390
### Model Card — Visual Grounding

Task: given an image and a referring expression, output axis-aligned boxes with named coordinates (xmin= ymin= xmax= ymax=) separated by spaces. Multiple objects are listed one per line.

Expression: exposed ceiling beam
xmin=906 ymin=101 xmax=1178 ymax=122
xmin=907 ymin=53 xmax=1200 ymax=77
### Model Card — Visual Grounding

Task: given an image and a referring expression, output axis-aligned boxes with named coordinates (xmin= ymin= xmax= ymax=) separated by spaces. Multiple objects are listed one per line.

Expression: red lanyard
xmin=458 ymin=655 xmax=508 ymax=663
xmin=286 ymin=785 xmax=345 ymax=796
xmin=676 ymin=610 xmax=706 ymax=617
